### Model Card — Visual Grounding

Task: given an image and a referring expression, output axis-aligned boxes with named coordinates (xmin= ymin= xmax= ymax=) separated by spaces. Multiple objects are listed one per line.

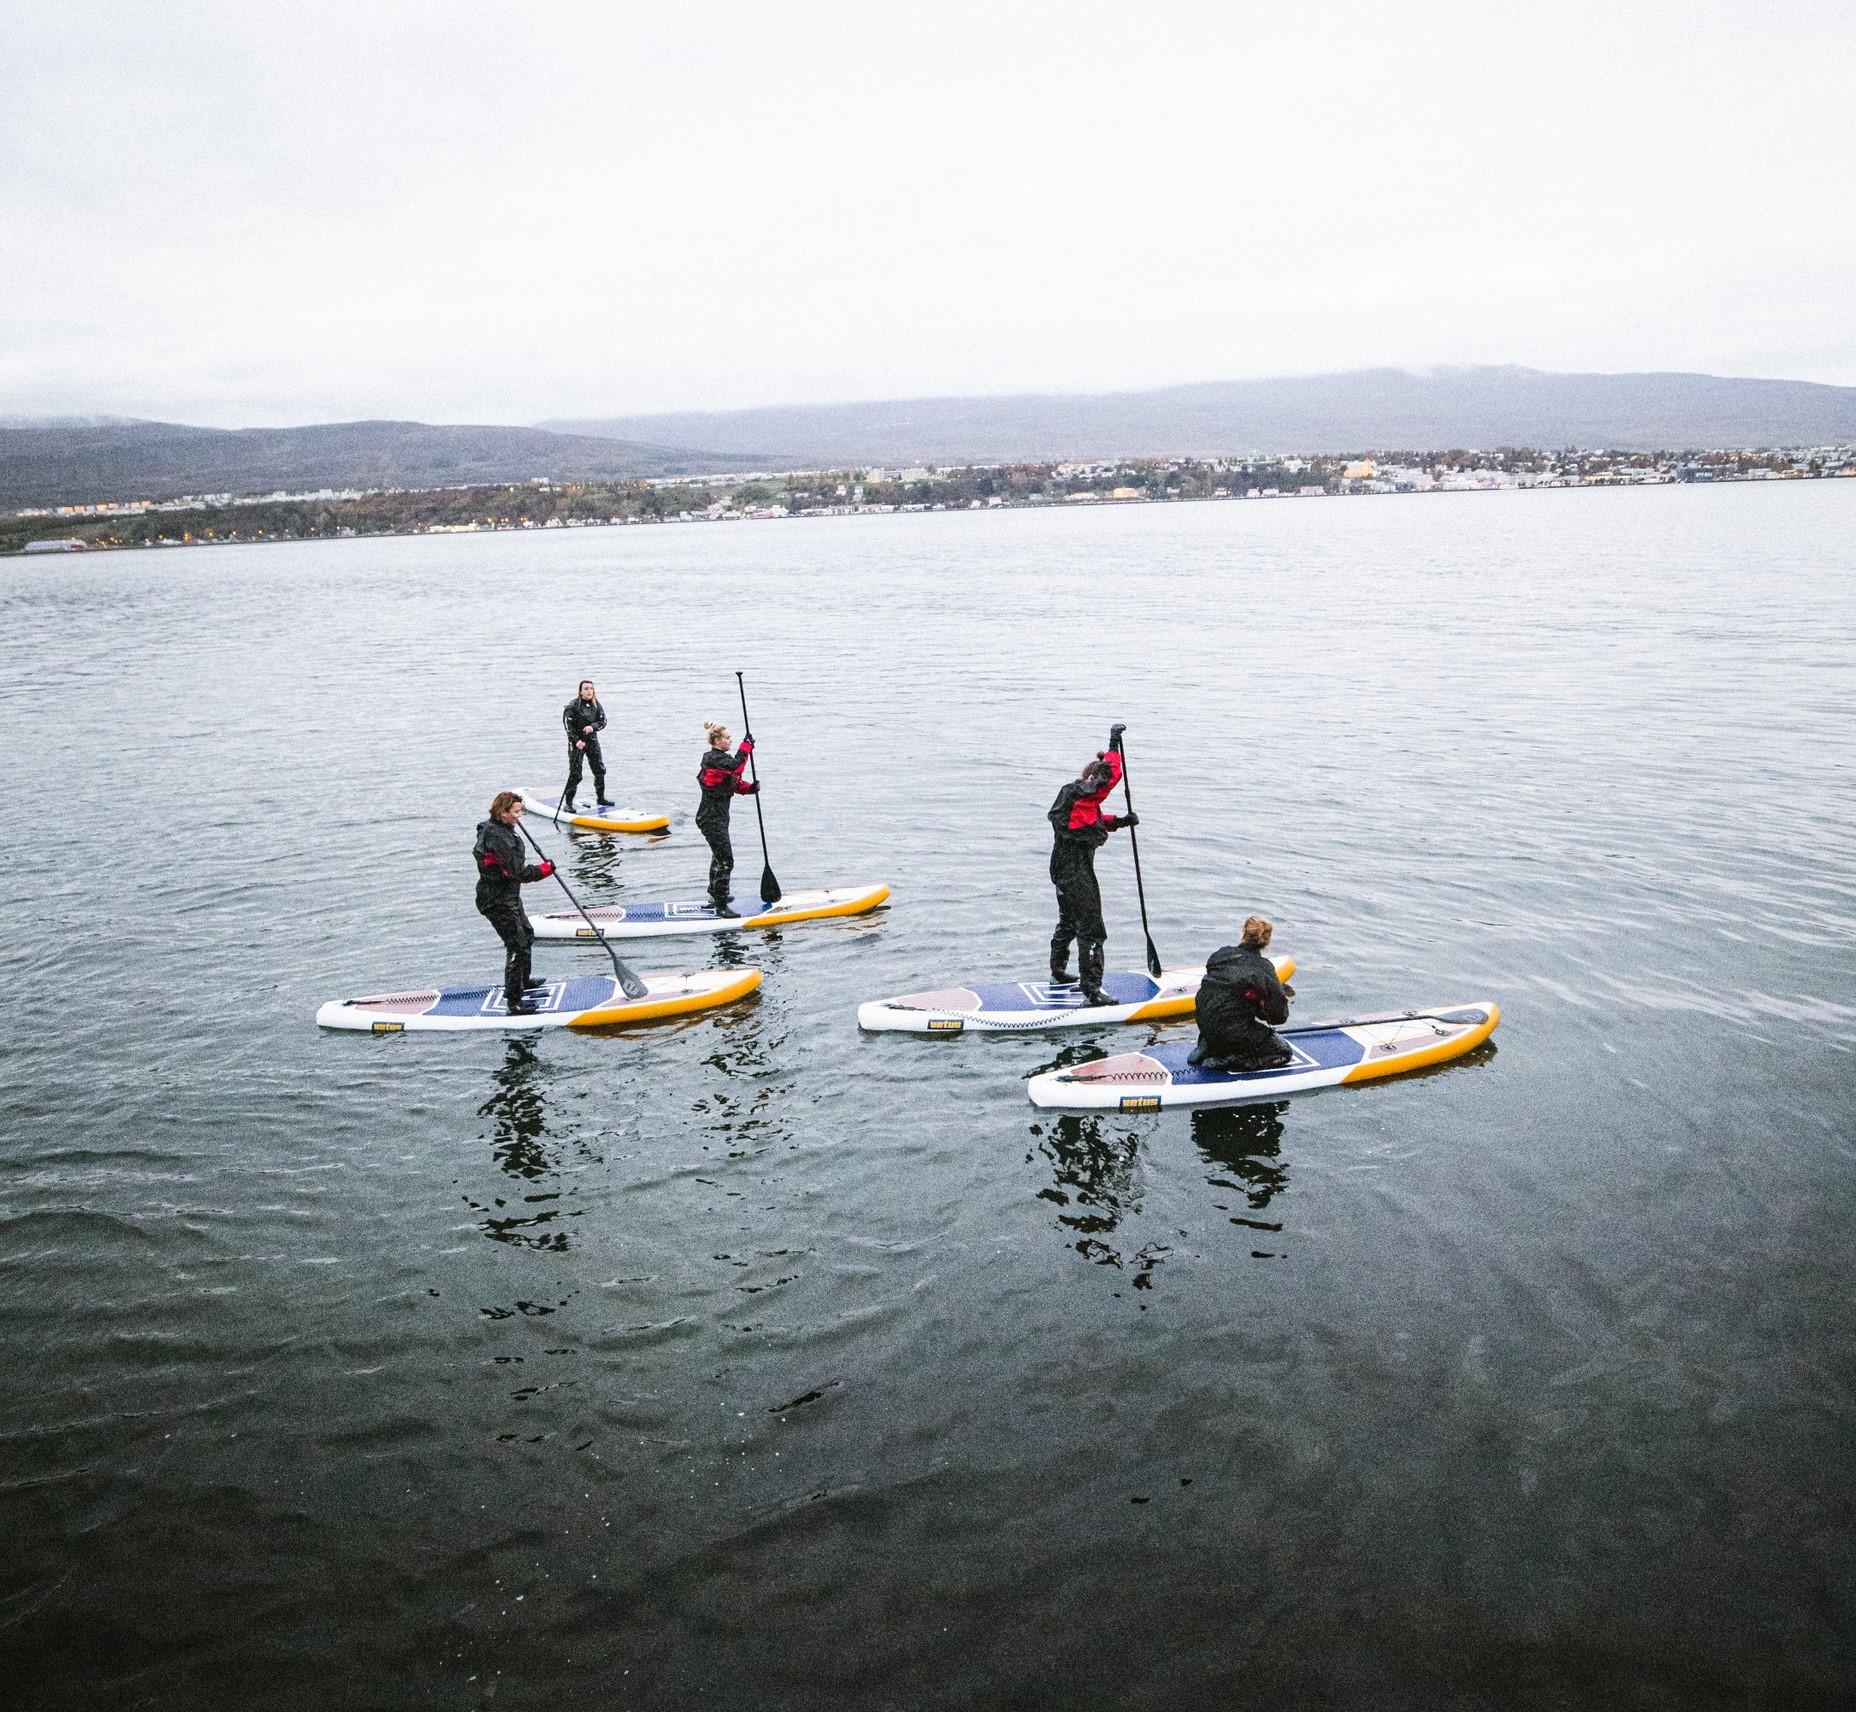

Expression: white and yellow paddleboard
xmin=517 ymin=788 xmax=670 ymax=834
xmin=316 ymin=967 xmax=760 ymax=1032
xmin=1027 ymin=1002 xmax=1499 ymax=1109
xmin=857 ymin=955 xmax=1295 ymax=1034
xmin=533 ymin=884 xmax=889 ymax=941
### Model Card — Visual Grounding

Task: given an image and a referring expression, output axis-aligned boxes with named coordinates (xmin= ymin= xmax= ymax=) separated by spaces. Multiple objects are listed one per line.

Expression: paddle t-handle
xmin=515 ymin=818 xmax=649 ymax=1000
xmin=734 ymin=671 xmax=782 ymax=905
xmin=1110 ymin=721 xmax=1164 ymax=978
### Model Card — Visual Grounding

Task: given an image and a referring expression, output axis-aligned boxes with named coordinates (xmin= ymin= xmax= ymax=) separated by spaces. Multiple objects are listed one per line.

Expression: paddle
xmin=735 ymin=671 xmax=782 ymax=905
xmin=1109 ymin=722 xmax=1164 ymax=978
xmin=514 ymin=817 xmax=649 ymax=1000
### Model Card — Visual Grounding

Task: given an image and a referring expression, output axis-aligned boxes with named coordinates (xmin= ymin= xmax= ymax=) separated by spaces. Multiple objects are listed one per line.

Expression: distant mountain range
xmin=547 ymin=366 xmax=1856 ymax=467
xmin=0 ymin=419 xmax=765 ymax=510
xmin=6 ymin=368 xmax=1855 ymax=509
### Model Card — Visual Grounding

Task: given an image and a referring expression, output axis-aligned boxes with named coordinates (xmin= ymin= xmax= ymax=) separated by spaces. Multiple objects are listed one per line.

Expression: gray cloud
xmin=3 ymin=0 xmax=1852 ymax=426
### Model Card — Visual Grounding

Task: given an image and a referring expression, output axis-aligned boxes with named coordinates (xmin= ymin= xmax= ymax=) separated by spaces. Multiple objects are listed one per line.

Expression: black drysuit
xmin=695 ymin=741 xmax=756 ymax=906
xmin=563 ymin=696 xmax=608 ymax=805
xmin=473 ymin=817 xmax=547 ymax=1009
xmin=1047 ymin=749 xmax=1129 ymax=994
xmin=1192 ymin=943 xmax=1292 ymax=1069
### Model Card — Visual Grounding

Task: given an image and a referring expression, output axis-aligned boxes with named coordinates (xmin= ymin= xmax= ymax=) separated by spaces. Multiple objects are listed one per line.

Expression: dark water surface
xmin=3 ymin=483 xmax=1853 ymax=1709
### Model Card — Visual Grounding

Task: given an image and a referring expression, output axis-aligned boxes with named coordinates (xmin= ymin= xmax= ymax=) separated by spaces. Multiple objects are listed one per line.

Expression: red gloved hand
xmin=538 ymin=860 xmax=555 ymax=877
xmin=739 ymin=736 xmax=754 ymax=754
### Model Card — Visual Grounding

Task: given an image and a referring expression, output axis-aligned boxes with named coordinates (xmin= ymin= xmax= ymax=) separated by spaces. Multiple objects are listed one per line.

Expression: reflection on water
xmin=1029 ymin=1115 xmax=1169 ymax=1286
xmin=1193 ymin=1103 xmax=1291 ymax=1257
xmin=1025 ymin=1092 xmax=1301 ymax=1278
xmin=565 ymin=828 xmax=627 ymax=895
xmin=466 ymin=1039 xmax=598 ymax=1250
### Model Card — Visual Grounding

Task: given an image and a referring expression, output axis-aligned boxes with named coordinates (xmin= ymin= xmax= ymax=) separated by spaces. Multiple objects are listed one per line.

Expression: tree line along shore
xmin=7 ymin=444 xmax=1853 ymax=557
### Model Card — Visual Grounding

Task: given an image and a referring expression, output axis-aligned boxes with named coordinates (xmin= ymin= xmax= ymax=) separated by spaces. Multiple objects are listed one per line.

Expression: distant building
xmin=21 ymin=537 xmax=87 ymax=553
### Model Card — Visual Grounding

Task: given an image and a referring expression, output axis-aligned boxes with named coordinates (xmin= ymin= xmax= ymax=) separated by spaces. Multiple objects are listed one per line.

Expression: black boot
xmin=524 ymin=976 xmax=546 ymax=989
xmin=1079 ymin=939 xmax=1108 ymax=1007
xmin=711 ymin=897 xmax=739 ymax=919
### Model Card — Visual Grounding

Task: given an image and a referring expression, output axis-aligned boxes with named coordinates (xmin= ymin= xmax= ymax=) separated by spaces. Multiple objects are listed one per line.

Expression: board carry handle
xmin=515 ymin=818 xmax=650 ymax=1000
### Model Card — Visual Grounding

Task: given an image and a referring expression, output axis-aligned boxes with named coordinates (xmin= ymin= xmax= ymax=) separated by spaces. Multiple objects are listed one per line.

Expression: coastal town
xmin=9 ymin=440 xmax=1854 ymax=555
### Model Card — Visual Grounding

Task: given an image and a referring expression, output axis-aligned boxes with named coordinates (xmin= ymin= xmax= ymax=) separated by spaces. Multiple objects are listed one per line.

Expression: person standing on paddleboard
xmin=562 ymin=680 xmax=611 ymax=811
xmin=1190 ymin=916 xmax=1292 ymax=1070
xmin=473 ymin=790 xmax=555 ymax=1016
xmin=695 ymin=722 xmax=759 ymax=918
xmin=1047 ymin=735 xmax=1138 ymax=1007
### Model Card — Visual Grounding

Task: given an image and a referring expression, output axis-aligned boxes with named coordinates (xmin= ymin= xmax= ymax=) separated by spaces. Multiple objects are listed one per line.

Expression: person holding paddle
xmin=696 ymin=721 xmax=759 ymax=917
xmin=562 ymin=679 xmax=611 ymax=811
xmin=473 ymin=790 xmax=554 ymax=1016
xmin=1047 ymin=728 xmax=1138 ymax=1006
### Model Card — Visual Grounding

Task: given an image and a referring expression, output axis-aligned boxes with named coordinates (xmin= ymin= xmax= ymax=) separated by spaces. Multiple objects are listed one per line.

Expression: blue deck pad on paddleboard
xmin=1139 ymin=1031 xmax=1367 ymax=1082
xmin=425 ymin=976 xmax=621 ymax=1019
xmin=966 ymin=972 xmax=1162 ymax=1011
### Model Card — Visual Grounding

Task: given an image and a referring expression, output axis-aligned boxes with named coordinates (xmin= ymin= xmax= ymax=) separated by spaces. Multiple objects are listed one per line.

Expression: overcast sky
xmin=3 ymin=1 xmax=1852 ymax=427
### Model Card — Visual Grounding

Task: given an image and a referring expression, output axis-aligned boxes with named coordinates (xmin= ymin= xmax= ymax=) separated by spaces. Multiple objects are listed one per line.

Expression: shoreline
xmin=8 ymin=449 xmax=1853 ymax=558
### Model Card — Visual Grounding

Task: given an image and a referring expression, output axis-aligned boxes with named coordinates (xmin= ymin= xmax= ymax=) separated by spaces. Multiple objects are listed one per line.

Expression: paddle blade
xmin=760 ymin=864 xmax=782 ymax=906
xmin=610 ymin=952 xmax=649 ymax=1001
xmin=1144 ymin=936 xmax=1164 ymax=979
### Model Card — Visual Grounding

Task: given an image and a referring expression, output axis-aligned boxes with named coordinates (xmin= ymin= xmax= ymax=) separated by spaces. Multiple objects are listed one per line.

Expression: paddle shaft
xmin=515 ymin=818 xmax=649 ymax=999
xmin=734 ymin=671 xmax=782 ymax=904
xmin=1112 ymin=728 xmax=1164 ymax=977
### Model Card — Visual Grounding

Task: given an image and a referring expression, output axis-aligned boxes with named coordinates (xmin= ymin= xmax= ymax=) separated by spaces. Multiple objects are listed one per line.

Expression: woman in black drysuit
xmin=1047 ymin=735 xmax=1137 ymax=1007
xmin=695 ymin=721 xmax=758 ymax=918
xmin=473 ymin=790 xmax=554 ymax=1015
xmin=562 ymin=680 xmax=610 ymax=810
xmin=1190 ymin=915 xmax=1293 ymax=1070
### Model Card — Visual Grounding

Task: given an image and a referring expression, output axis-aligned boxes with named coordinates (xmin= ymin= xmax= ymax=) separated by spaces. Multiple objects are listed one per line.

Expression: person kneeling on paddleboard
xmin=562 ymin=680 xmax=612 ymax=810
xmin=696 ymin=722 xmax=758 ymax=918
xmin=1190 ymin=916 xmax=1293 ymax=1070
xmin=474 ymin=790 xmax=555 ymax=1015
xmin=1048 ymin=737 xmax=1137 ymax=1007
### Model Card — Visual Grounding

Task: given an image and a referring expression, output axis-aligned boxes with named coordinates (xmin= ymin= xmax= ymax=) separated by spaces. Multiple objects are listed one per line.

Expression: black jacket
xmin=696 ymin=742 xmax=755 ymax=828
xmin=564 ymin=697 xmax=606 ymax=743
xmin=1196 ymin=943 xmax=1289 ymax=1056
xmin=473 ymin=817 xmax=546 ymax=909
xmin=1047 ymin=749 xmax=1127 ymax=853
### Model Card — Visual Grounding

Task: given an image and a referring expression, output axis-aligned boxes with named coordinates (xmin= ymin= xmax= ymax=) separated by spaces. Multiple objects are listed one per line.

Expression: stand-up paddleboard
xmin=517 ymin=789 xmax=670 ymax=835
xmin=317 ymin=967 xmax=760 ymax=1032
xmin=1027 ymin=1002 xmax=1499 ymax=1109
xmin=532 ymin=883 xmax=889 ymax=941
xmin=857 ymin=954 xmax=1295 ymax=1034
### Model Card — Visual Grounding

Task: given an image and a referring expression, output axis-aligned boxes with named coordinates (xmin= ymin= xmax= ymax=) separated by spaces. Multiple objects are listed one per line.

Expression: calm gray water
xmin=2 ymin=482 xmax=1853 ymax=1709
